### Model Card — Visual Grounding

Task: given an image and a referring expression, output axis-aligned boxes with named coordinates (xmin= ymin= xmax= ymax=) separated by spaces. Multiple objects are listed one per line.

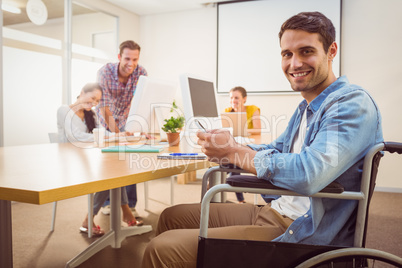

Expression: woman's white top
xmin=270 ymin=108 xmax=311 ymax=220
xmin=57 ymin=105 xmax=98 ymax=143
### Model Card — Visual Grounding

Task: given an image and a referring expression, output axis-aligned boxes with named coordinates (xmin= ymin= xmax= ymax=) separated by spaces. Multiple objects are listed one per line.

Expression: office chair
xmin=48 ymin=133 xmax=95 ymax=238
xmin=197 ymin=142 xmax=402 ymax=268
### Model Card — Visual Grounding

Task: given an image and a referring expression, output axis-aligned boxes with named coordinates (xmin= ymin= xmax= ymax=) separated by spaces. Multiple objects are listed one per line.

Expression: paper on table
xmin=101 ymin=145 xmax=164 ymax=153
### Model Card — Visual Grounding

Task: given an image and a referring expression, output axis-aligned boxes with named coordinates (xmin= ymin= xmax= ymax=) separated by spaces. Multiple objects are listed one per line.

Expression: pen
xmin=169 ymin=153 xmax=198 ymax=156
xmin=195 ymin=119 xmax=207 ymax=133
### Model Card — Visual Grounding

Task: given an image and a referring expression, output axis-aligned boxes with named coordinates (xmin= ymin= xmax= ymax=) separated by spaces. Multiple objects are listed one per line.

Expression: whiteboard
xmin=217 ymin=0 xmax=341 ymax=93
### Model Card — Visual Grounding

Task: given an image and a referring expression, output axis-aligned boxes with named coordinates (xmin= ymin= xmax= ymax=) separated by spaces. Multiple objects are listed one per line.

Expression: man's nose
xmin=291 ymin=55 xmax=303 ymax=69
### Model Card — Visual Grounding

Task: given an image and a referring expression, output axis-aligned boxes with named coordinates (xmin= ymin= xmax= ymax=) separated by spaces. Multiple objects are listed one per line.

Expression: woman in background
xmin=57 ymin=83 xmax=103 ymax=143
xmin=57 ymin=83 xmax=142 ymax=236
xmin=224 ymin=86 xmax=261 ymax=134
xmin=224 ymin=86 xmax=261 ymax=203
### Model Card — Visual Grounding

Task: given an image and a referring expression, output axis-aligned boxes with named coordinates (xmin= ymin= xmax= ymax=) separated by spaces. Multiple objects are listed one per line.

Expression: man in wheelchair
xmin=142 ymin=11 xmax=383 ymax=268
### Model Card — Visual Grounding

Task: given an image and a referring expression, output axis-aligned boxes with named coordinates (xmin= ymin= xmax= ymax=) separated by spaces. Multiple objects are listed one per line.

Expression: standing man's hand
xmin=100 ymin=106 xmax=119 ymax=133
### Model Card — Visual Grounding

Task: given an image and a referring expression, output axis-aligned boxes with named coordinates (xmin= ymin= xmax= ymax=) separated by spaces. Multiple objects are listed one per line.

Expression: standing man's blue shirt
xmin=249 ymin=76 xmax=383 ymax=246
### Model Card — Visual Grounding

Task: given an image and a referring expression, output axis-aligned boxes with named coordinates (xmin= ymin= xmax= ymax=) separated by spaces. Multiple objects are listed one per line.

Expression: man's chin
xmin=290 ymin=86 xmax=303 ymax=92
xmin=290 ymin=82 xmax=307 ymax=92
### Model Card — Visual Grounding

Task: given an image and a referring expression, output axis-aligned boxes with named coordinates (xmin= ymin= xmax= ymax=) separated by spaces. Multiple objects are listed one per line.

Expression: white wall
xmin=77 ymin=0 xmax=141 ymax=43
xmin=138 ymin=1 xmax=402 ymax=190
xmin=341 ymin=0 xmax=402 ymax=190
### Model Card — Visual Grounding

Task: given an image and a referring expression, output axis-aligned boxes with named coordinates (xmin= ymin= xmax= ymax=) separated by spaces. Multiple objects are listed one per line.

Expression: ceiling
xmin=2 ymin=0 xmax=232 ymax=26
xmin=105 ymin=0 xmax=232 ymax=16
xmin=2 ymin=0 xmax=94 ymax=26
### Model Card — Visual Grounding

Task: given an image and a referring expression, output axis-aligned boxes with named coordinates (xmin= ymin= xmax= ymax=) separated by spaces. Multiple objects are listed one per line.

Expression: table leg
xmin=0 ymin=200 xmax=13 ymax=268
xmin=66 ymin=188 xmax=152 ymax=268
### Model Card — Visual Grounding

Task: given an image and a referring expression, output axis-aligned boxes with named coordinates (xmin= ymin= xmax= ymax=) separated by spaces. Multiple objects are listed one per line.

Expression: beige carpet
xmin=10 ymin=177 xmax=402 ymax=268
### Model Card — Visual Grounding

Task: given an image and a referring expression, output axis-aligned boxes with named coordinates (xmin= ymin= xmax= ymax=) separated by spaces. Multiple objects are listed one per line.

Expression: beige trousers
xmin=142 ymin=203 xmax=293 ymax=268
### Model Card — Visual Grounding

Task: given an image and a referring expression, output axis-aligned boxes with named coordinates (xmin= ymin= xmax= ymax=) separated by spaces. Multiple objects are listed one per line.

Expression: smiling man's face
xmin=280 ymin=29 xmax=336 ymax=102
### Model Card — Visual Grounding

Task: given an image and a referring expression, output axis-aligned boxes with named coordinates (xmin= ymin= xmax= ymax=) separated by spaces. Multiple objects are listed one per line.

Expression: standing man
xmin=96 ymin=40 xmax=147 ymax=215
xmin=141 ymin=12 xmax=383 ymax=268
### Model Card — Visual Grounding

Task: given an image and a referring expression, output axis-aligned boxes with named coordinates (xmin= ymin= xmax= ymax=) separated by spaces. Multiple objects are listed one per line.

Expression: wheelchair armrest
xmin=226 ymin=175 xmax=345 ymax=194
xmin=201 ymin=165 xmax=249 ymax=201
xmin=384 ymin=142 xmax=402 ymax=154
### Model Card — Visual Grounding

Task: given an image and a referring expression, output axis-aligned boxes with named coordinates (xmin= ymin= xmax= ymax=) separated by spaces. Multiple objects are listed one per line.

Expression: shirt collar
xmin=299 ymin=76 xmax=349 ymax=114
xmin=113 ymin=63 xmax=139 ymax=81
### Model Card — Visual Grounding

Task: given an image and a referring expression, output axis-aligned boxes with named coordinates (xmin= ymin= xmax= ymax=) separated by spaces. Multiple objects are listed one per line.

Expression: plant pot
xmin=166 ymin=132 xmax=181 ymax=146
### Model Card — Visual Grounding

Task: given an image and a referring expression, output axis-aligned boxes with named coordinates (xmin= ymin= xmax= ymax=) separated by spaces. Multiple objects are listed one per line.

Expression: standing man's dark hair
xmin=279 ymin=11 xmax=336 ymax=52
xmin=119 ymin=40 xmax=141 ymax=55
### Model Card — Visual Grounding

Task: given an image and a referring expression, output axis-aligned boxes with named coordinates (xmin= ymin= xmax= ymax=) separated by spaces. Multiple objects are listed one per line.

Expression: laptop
xmin=220 ymin=112 xmax=250 ymax=137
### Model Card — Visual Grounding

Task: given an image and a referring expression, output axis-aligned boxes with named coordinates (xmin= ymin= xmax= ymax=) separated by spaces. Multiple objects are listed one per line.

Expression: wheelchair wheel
xmin=295 ymin=248 xmax=402 ymax=268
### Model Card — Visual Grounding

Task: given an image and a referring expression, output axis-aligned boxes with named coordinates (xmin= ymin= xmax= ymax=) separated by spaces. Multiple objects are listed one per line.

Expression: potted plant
xmin=161 ymin=101 xmax=185 ymax=146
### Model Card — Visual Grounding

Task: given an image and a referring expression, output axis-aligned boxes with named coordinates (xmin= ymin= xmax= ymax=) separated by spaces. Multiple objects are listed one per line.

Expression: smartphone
xmin=195 ymin=119 xmax=207 ymax=133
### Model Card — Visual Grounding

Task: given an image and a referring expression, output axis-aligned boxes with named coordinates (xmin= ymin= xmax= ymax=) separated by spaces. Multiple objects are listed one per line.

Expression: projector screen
xmin=217 ymin=0 xmax=341 ymax=93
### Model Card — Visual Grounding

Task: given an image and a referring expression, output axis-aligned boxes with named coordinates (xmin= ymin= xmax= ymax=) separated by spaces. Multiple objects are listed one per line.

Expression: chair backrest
xmin=362 ymin=142 xmax=402 ymax=247
xmin=48 ymin=132 xmax=59 ymax=143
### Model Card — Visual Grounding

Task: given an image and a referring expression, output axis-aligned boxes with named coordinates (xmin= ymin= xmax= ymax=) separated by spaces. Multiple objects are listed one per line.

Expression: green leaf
xmin=163 ymin=101 xmax=185 ymax=133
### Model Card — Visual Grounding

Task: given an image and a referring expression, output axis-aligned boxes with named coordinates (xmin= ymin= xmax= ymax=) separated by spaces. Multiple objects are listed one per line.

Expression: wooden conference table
xmin=0 ymin=135 xmax=218 ymax=268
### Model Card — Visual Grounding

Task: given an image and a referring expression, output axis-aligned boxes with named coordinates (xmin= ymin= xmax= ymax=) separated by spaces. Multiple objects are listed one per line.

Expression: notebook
xmin=101 ymin=145 xmax=164 ymax=153
xmin=220 ymin=112 xmax=250 ymax=137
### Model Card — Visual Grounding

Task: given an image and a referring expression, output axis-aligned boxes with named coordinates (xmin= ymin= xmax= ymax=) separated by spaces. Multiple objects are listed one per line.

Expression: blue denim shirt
xmin=248 ymin=76 xmax=383 ymax=246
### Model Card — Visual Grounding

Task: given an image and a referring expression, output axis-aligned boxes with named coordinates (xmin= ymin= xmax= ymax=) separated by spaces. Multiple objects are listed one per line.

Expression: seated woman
xmin=224 ymin=86 xmax=261 ymax=135
xmin=57 ymin=82 xmax=143 ymax=236
xmin=224 ymin=86 xmax=261 ymax=203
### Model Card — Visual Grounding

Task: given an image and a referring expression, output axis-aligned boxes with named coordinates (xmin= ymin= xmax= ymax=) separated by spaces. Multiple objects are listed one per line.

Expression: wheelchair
xmin=197 ymin=142 xmax=402 ymax=268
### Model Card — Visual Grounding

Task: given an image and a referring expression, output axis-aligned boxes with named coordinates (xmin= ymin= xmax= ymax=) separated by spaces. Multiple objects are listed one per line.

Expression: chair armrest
xmin=226 ymin=175 xmax=344 ymax=194
xmin=384 ymin=142 xmax=402 ymax=154
xmin=200 ymin=165 xmax=248 ymax=201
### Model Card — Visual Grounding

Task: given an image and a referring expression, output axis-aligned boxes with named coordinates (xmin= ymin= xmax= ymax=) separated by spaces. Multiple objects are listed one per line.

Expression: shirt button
xmin=304 ymin=214 xmax=308 ymax=218
xmin=289 ymin=230 xmax=293 ymax=235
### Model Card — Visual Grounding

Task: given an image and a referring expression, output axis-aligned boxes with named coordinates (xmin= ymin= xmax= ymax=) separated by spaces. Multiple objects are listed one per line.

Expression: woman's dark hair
xmin=229 ymin=86 xmax=247 ymax=112
xmin=278 ymin=11 xmax=336 ymax=52
xmin=80 ymin=83 xmax=102 ymax=133
xmin=230 ymin=86 xmax=247 ymax=98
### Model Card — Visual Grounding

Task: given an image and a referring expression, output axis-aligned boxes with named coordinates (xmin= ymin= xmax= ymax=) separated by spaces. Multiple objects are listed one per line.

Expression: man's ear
xmin=328 ymin=42 xmax=338 ymax=61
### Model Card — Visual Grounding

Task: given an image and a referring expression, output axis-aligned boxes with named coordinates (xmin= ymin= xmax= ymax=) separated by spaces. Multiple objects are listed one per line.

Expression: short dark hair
xmin=278 ymin=12 xmax=335 ymax=52
xmin=230 ymin=86 xmax=247 ymax=98
xmin=119 ymin=40 xmax=141 ymax=55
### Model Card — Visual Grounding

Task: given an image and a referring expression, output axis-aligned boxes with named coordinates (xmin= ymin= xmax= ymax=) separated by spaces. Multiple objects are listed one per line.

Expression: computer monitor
xmin=125 ymin=76 xmax=178 ymax=136
xmin=180 ymin=74 xmax=222 ymax=132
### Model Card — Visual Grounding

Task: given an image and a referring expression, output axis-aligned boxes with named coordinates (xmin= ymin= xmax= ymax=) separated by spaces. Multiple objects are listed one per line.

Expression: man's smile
xmin=291 ymin=71 xmax=311 ymax=78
